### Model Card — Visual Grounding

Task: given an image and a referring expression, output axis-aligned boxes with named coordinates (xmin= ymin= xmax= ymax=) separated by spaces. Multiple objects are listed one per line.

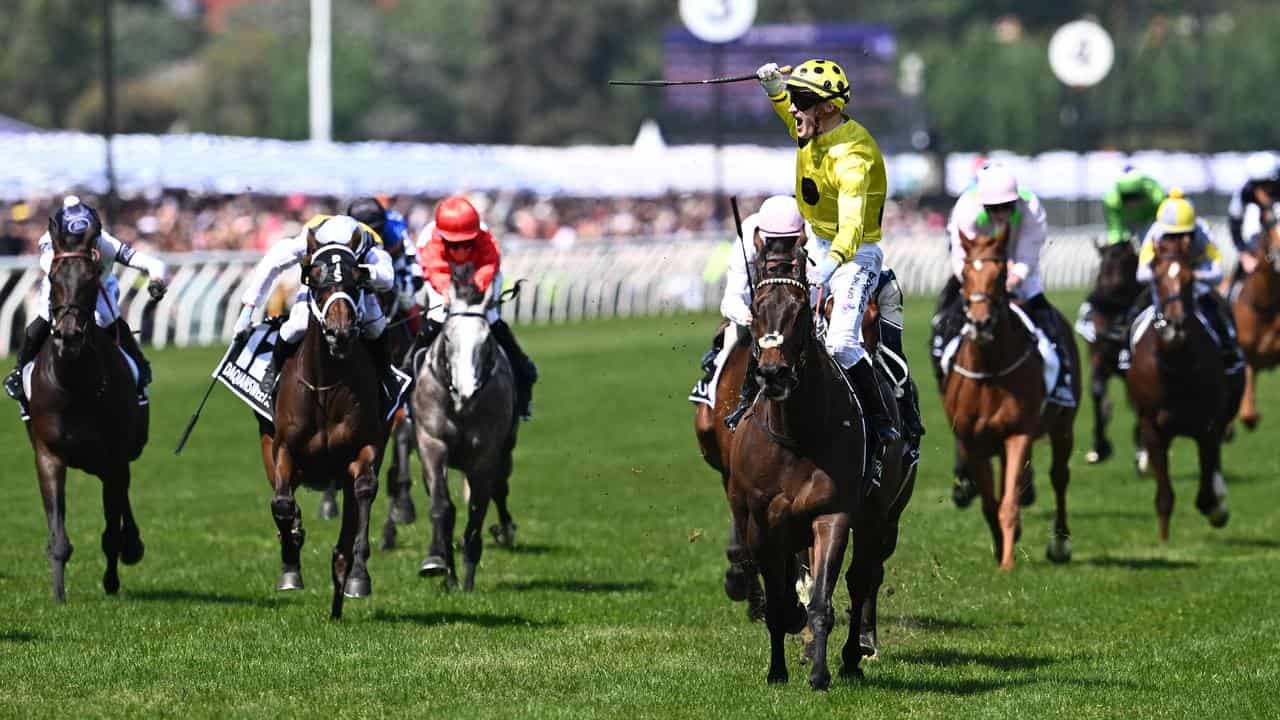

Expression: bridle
xmin=434 ymin=307 xmax=496 ymax=401
xmin=747 ymin=276 xmax=813 ymax=450
xmin=1150 ymin=256 xmax=1191 ymax=337
xmin=48 ymin=248 xmax=102 ymax=328
xmin=952 ymin=252 xmax=1039 ymax=379
xmin=961 ymin=254 xmax=1008 ymax=326
xmin=304 ymin=244 xmax=367 ymax=347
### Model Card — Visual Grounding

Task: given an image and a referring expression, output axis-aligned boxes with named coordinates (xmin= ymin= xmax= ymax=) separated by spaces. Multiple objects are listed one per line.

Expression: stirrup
xmin=260 ymin=366 xmax=280 ymax=395
xmin=724 ymin=400 xmax=750 ymax=430
xmin=4 ymin=368 xmax=22 ymax=401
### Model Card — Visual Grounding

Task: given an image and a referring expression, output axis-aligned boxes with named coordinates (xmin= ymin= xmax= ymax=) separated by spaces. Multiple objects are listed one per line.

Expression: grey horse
xmin=412 ymin=264 xmax=518 ymax=591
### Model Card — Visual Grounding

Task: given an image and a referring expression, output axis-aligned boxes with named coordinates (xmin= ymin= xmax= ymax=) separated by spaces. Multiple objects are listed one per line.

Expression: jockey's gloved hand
xmin=756 ymin=62 xmax=785 ymax=96
xmin=233 ymin=304 xmax=254 ymax=340
xmin=147 ymin=279 xmax=167 ymax=301
xmin=808 ymin=255 xmax=839 ymax=286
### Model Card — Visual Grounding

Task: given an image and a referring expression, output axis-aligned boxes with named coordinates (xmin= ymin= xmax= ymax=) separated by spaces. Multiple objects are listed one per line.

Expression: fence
xmin=0 ymin=224 xmax=1239 ymax=357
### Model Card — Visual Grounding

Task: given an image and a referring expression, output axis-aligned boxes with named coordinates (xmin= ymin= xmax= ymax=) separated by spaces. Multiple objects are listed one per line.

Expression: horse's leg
xmin=99 ymin=468 xmax=126 ymax=595
xmin=418 ymin=442 xmax=457 ymax=588
xmin=270 ymin=445 xmax=305 ymax=591
xmin=389 ymin=417 xmax=416 ymax=524
xmin=725 ymin=503 xmax=765 ymax=621
xmin=840 ymin=524 xmax=879 ymax=680
xmin=344 ymin=446 xmax=379 ymax=599
xmin=1239 ymin=364 xmax=1260 ymax=430
xmin=35 ymin=448 xmax=72 ymax=603
xmin=998 ymin=434 xmax=1032 ymax=571
xmin=806 ymin=514 xmax=850 ymax=691
xmin=1086 ymin=345 xmax=1114 ymax=463
xmin=460 ymin=475 xmax=493 ymax=592
xmin=318 ymin=478 xmax=339 ymax=521
xmin=760 ymin=546 xmax=796 ymax=684
xmin=1141 ymin=419 xmax=1174 ymax=542
xmin=118 ymin=470 xmax=144 ymax=566
xmin=1194 ymin=435 xmax=1230 ymax=529
xmin=951 ymin=442 xmax=977 ymax=508
xmin=971 ymin=452 xmax=1001 ymax=562
xmin=488 ymin=470 xmax=518 ymax=549
xmin=1047 ymin=416 xmax=1074 ymax=563
xmin=330 ymin=480 xmax=356 ymax=620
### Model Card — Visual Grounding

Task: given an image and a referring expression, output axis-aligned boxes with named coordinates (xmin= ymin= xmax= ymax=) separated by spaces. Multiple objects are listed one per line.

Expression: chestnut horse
xmin=1080 ymin=239 xmax=1141 ymax=465
xmin=1129 ymin=237 xmax=1238 ymax=541
xmin=944 ymin=230 xmax=1077 ymax=571
xmin=728 ymin=242 xmax=895 ymax=690
xmin=1232 ymin=213 xmax=1280 ymax=430
xmin=257 ymin=226 xmax=389 ymax=619
xmin=24 ymin=217 xmax=148 ymax=601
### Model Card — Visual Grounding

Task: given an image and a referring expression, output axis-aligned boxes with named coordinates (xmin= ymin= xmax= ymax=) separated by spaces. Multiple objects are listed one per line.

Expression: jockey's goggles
xmin=445 ymin=239 xmax=475 ymax=250
xmin=983 ymin=200 xmax=1018 ymax=215
xmin=789 ymin=88 xmax=825 ymax=112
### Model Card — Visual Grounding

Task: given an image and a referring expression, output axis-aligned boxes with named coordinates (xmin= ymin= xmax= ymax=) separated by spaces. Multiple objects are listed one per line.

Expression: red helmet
xmin=435 ymin=195 xmax=481 ymax=243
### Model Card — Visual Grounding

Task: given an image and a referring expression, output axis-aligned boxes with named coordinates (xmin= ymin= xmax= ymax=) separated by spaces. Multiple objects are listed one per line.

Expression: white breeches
xmin=39 ymin=274 xmax=120 ymax=328
xmin=822 ymin=243 xmax=883 ymax=369
xmin=279 ymin=287 xmax=386 ymax=344
xmin=422 ymin=271 xmax=502 ymax=324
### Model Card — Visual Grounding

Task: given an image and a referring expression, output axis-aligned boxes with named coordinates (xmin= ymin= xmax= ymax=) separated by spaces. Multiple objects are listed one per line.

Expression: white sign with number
xmin=1049 ymin=20 xmax=1115 ymax=88
xmin=679 ymin=0 xmax=757 ymax=44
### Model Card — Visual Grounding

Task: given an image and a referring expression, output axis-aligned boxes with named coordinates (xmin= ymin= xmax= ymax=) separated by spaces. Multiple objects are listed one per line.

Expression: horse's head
xmin=47 ymin=202 xmax=103 ymax=359
xmin=1150 ymin=235 xmax=1195 ymax=348
xmin=1254 ymin=193 xmax=1280 ymax=274
xmin=439 ymin=263 xmax=496 ymax=412
xmin=1094 ymin=238 xmax=1140 ymax=300
xmin=958 ymin=228 xmax=1010 ymax=345
xmin=302 ymin=218 xmax=369 ymax=359
xmin=749 ymin=242 xmax=811 ymax=401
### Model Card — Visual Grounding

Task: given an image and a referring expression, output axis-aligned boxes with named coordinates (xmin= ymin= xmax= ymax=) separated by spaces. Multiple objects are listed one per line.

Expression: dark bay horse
xmin=1129 ymin=237 xmax=1239 ymax=541
xmin=1232 ymin=214 xmax=1280 ymax=430
xmin=257 ymin=226 xmax=389 ymax=619
xmin=727 ymin=244 xmax=885 ymax=690
xmin=24 ymin=216 xmax=149 ymax=601
xmin=1080 ymin=238 xmax=1141 ymax=464
xmin=412 ymin=265 xmax=518 ymax=591
xmin=943 ymin=230 xmax=1077 ymax=571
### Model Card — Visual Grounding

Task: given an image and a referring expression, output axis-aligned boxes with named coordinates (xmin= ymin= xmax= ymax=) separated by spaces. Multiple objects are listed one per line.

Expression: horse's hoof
xmin=746 ymin=593 xmax=767 ymax=623
xmin=317 ymin=498 xmax=339 ymax=521
xmin=859 ymin=631 xmax=879 ymax=660
xmin=766 ymin=670 xmax=788 ymax=685
xmin=1208 ymin=505 xmax=1230 ymax=528
xmin=121 ymin=536 xmax=144 ymax=566
xmin=343 ymin=575 xmax=371 ymax=598
xmin=379 ymin=532 xmax=396 ymax=552
xmin=390 ymin=500 xmax=416 ymax=525
xmin=1135 ymin=449 xmax=1150 ymax=476
xmin=1018 ymin=472 xmax=1036 ymax=507
xmin=1242 ymin=415 xmax=1260 ymax=431
xmin=1047 ymin=534 xmax=1072 ymax=563
xmin=488 ymin=522 xmax=517 ymax=548
xmin=277 ymin=571 xmax=304 ymax=591
xmin=418 ymin=556 xmax=448 ymax=577
xmin=838 ymin=664 xmax=864 ymax=680
xmin=103 ymin=573 xmax=120 ymax=595
xmin=1085 ymin=443 xmax=1112 ymax=464
xmin=951 ymin=476 xmax=977 ymax=508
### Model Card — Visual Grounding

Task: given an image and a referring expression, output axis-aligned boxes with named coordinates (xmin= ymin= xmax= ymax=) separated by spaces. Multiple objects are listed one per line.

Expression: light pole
xmin=101 ymin=0 xmax=118 ymax=215
xmin=309 ymin=0 xmax=332 ymax=142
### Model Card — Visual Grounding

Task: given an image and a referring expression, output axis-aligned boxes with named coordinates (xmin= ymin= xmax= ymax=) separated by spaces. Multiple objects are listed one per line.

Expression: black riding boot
xmin=5 ymin=317 xmax=50 ymax=401
xmin=111 ymin=319 xmax=151 ymax=391
xmin=1024 ymin=294 xmax=1076 ymax=406
xmin=724 ymin=353 xmax=759 ymax=430
xmin=1199 ymin=293 xmax=1245 ymax=374
xmin=878 ymin=322 xmax=925 ymax=439
xmin=930 ymin=275 xmax=964 ymax=388
xmin=700 ymin=325 xmax=727 ymax=376
xmin=260 ymin=337 xmax=299 ymax=396
xmin=491 ymin=319 xmax=537 ymax=420
xmin=846 ymin=357 xmax=901 ymax=446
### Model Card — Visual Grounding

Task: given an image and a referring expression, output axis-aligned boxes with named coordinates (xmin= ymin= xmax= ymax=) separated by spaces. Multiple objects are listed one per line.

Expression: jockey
xmin=1103 ymin=167 xmax=1165 ymax=246
xmin=414 ymin=195 xmax=537 ymax=420
xmin=4 ymin=196 xmax=167 ymax=403
xmin=346 ymin=197 xmax=425 ymax=340
xmin=749 ymin=58 xmax=900 ymax=447
xmin=231 ymin=214 xmax=395 ymax=394
xmin=947 ymin=162 xmax=1076 ymax=406
xmin=1136 ymin=190 xmax=1243 ymax=373
xmin=1228 ymin=151 xmax=1280 ymax=279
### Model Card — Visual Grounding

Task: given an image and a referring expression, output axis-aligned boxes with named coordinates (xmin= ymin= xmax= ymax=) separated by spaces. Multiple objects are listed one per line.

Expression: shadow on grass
xmin=1085 ymin=556 xmax=1198 ymax=570
xmin=0 ymin=630 xmax=40 ymax=643
xmin=126 ymin=588 xmax=282 ymax=608
xmin=494 ymin=578 xmax=660 ymax=593
xmin=501 ymin=543 xmax=563 ymax=556
xmin=881 ymin=614 xmax=1025 ymax=632
xmin=370 ymin=609 xmax=561 ymax=629
xmin=1068 ymin=510 xmax=1149 ymax=521
xmin=894 ymin=647 xmax=1056 ymax=671
xmin=1216 ymin=537 xmax=1280 ymax=549
xmin=860 ymin=674 xmax=1034 ymax=696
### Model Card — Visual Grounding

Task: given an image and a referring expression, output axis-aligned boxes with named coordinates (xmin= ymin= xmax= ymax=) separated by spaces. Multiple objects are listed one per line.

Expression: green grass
xmin=1 ymin=290 xmax=1278 ymax=719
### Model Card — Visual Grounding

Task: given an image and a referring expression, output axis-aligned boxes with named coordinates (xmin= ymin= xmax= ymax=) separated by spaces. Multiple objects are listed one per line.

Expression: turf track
xmin=0 ymin=290 xmax=1277 ymax=718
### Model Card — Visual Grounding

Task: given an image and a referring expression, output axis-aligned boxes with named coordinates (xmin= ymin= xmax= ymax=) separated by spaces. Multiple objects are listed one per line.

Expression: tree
xmin=0 ymin=0 xmax=101 ymax=128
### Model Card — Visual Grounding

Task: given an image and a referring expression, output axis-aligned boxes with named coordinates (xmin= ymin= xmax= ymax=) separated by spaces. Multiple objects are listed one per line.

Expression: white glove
xmin=233 ymin=304 xmax=254 ymax=336
xmin=728 ymin=308 xmax=753 ymax=327
xmin=756 ymin=62 xmax=785 ymax=96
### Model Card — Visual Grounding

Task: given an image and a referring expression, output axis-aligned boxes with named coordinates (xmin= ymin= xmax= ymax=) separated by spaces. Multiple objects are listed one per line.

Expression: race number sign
xmin=679 ymin=0 xmax=757 ymax=44
xmin=1048 ymin=20 xmax=1114 ymax=88
xmin=214 ymin=322 xmax=279 ymax=420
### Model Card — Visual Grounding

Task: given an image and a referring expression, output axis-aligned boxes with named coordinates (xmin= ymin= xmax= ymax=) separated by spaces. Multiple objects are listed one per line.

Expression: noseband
xmin=1150 ymin=259 xmax=1190 ymax=335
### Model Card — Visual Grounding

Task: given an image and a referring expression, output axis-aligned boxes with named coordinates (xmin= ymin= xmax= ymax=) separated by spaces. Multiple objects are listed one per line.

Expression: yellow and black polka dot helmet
xmin=786 ymin=58 xmax=851 ymax=110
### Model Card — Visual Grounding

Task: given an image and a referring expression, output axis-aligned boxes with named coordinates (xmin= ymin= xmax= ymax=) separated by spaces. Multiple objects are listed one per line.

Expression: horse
xmin=943 ymin=229 xmax=1077 ymax=571
xmin=1231 ymin=214 xmax=1280 ymax=430
xmin=411 ymin=264 xmax=518 ymax=591
xmin=24 ymin=217 xmax=148 ymax=602
xmin=727 ymin=240 xmax=894 ymax=690
xmin=1080 ymin=238 xmax=1142 ymax=465
xmin=1128 ymin=236 xmax=1238 ymax=541
xmin=256 ymin=224 xmax=389 ymax=619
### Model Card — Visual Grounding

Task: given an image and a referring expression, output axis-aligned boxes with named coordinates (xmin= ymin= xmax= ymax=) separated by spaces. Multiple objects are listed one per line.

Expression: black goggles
xmin=984 ymin=200 xmax=1017 ymax=215
xmin=790 ymin=88 xmax=825 ymax=112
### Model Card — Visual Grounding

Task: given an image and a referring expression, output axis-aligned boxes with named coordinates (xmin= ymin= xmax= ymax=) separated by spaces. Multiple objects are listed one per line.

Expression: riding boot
xmin=491 ymin=319 xmax=537 ymax=420
xmin=260 ymin=337 xmax=299 ymax=396
xmin=1199 ymin=293 xmax=1245 ymax=374
xmin=1024 ymin=294 xmax=1076 ymax=406
xmin=111 ymin=319 xmax=151 ymax=390
xmin=366 ymin=331 xmax=393 ymax=413
xmin=845 ymin=357 xmax=901 ymax=446
xmin=930 ymin=275 xmax=964 ymax=388
xmin=701 ymin=325 xmax=727 ymax=375
xmin=724 ymin=352 xmax=759 ymax=430
xmin=878 ymin=322 xmax=925 ymax=439
xmin=5 ymin=317 xmax=50 ymax=401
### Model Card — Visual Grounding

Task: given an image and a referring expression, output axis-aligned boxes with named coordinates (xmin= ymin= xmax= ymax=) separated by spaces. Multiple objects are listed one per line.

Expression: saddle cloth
xmin=689 ymin=323 xmax=744 ymax=408
xmin=938 ymin=303 xmax=1060 ymax=400
xmin=215 ymin=321 xmax=410 ymax=422
xmin=18 ymin=347 xmax=143 ymax=422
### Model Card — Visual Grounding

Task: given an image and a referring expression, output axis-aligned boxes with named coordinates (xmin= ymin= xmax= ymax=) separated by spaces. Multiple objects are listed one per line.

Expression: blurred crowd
xmin=0 ymin=190 xmax=947 ymax=256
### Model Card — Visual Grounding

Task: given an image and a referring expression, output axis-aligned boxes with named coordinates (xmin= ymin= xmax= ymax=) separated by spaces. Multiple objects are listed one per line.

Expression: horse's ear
xmin=1178 ymin=235 xmax=1191 ymax=256
xmin=751 ymin=229 xmax=764 ymax=256
xmin=958 ymin=230 xmax=973 ymax=252
xmin=305 ymin=225 xmax=319 ymax=255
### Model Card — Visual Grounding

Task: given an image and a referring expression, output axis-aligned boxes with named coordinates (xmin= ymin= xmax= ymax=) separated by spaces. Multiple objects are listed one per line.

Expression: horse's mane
xmin=450 ymin=263 xmax=486 ymax=305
